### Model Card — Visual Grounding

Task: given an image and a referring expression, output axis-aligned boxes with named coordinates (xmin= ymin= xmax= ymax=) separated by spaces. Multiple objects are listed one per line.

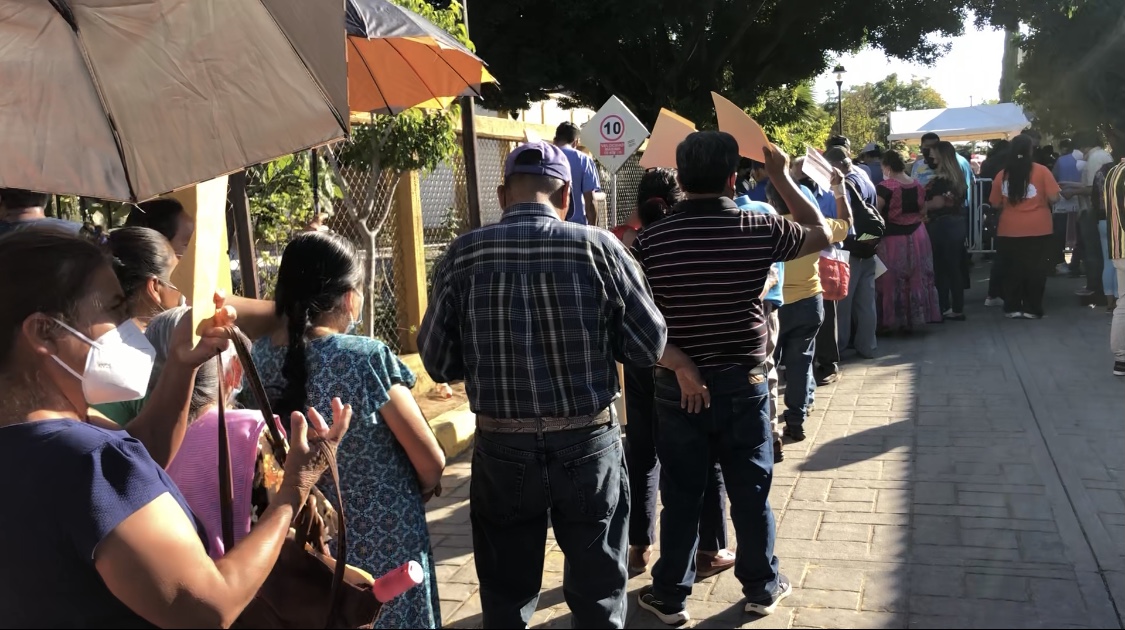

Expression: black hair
xmin=1003 ymin=134 xmax=1036 ymax=205
xmin=1073 ymin=130 xmax=1102 ymax=150
xmin=124 ymin=198 xmax=186 ymax=243
xmin=274 ymin=231 xmax=363 ymax=424
xmin=989 ymin=139 xmax=1011 ymax=156
xmin=675 ymin=131 xmax=740 ymax=195
xmin=0 ymin=229 xmax=110 ymax=371
xmin=738 ymin=157 xmax=754 ymax=171
xmin=824 ymin=146 xmax=852 ymax=168
xmin=881 ymin=150 xmax=907 ymax=174
xmin=554 ymin=122 xmax=580 ymax=145
xmin=635 ymin=168 xmax=681 ymax=227
xmin=0 ymin=188 xmax=49 ymax=211
xmin=107 ymin=227 xmax=176 ymax=310
xmin=921 ymin=132 xmax=941 ymax=143
xmin=865 ymin=145 xmax=883 ymax=159
xmin=826 ymin=135 xmax=850 ymax=150
xmin=1058 ymin=139 xmax=1073 ymax=153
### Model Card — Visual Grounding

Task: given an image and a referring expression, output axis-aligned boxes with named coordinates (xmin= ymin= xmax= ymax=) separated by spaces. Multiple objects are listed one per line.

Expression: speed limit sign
xmin=580 ymin=97 xmax=649 ymax=175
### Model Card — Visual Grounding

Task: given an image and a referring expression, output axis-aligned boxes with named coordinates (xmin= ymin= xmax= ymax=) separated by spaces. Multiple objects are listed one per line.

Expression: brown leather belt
xmin=476 ymin=407 xmax=614 ymax=434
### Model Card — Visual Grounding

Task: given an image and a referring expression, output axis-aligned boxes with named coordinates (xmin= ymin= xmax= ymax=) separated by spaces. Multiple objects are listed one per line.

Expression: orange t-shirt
xmin=989 ymin=163 xmax=1061 ymax=237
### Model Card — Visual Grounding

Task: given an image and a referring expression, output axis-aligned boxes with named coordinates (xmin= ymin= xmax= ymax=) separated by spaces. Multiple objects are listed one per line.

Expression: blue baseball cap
xmin=504 ymin=141 xmax=572 ymax=183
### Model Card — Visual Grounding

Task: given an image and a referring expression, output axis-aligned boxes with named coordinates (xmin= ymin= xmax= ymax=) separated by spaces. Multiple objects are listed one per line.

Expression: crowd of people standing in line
xmin=0 ymin=113 xmax=1121 ymax=629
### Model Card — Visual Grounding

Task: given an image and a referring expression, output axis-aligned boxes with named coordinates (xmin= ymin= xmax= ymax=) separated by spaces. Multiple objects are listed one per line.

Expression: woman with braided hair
xmin=252 ymin=230 xmax=446 ymax=628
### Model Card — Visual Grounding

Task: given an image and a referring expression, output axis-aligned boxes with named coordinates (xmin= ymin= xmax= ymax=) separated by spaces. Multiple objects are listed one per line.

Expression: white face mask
xmin=50 ymin=319 xmax=156 ymax=405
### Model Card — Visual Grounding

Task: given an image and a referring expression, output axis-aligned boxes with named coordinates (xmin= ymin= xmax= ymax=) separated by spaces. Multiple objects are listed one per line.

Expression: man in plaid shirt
xmin=419 ymin=141 xmax=672 ymax=628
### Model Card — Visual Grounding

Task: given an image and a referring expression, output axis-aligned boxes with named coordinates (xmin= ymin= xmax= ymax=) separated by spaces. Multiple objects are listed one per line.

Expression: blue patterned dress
xmin=253 ymin=334 xmax=440 ymax=629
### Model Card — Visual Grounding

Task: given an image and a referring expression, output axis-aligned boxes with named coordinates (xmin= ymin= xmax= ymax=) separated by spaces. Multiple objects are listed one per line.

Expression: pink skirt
xmin=876 ymin=226 xmax=943 ymax=331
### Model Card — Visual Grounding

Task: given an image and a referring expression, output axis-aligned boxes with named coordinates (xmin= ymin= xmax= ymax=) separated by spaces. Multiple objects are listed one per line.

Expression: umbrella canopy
xmin=0 ymin=0 xmax=350 ymax=202
xmin=346 ymin=0 xmax=494 ymax=115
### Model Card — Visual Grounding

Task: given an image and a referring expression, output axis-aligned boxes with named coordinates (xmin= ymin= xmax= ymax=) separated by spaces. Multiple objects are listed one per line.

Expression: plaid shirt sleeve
xmin=610 ymin=240 xmax=667 ymax=367
xmin=418 ymin=249 xmax=464 ymax=383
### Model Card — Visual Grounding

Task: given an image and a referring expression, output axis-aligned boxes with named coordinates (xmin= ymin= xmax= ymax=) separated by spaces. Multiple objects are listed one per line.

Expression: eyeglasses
xmin=157 ymin=277 xmax=181 ymax=293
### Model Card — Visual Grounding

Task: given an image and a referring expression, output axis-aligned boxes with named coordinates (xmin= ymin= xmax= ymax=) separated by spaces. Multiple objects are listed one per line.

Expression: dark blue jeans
xmin=624 ymin=363 xmax=728 ymax=550
xmin=470 ymin=423 xmax=629 ymax=628
xmin=777 ymin=294 xmax=824 ymax=429
xmin=651 ymin=366 xmax=779 ymax=608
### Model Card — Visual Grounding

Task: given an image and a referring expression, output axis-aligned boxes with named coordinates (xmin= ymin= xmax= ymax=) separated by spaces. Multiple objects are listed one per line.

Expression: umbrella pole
xmin=229 ymin=171 xmax=261 ymax=299
xmin=461 ymin=0 xmax=482 ymax=230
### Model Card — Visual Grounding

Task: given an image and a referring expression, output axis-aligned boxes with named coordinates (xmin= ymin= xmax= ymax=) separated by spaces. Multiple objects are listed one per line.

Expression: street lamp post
xmin=834 ymin=64 xmax=846 ymax=136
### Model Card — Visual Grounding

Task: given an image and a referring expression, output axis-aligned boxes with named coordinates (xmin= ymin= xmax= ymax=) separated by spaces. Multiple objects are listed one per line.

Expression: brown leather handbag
xmin=216 ymin=329 xmax=382 ymax=629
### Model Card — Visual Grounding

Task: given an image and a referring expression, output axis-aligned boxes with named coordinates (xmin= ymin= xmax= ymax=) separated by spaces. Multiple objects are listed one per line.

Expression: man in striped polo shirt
xmin=633 ymin=132 xmax=833 ymax=625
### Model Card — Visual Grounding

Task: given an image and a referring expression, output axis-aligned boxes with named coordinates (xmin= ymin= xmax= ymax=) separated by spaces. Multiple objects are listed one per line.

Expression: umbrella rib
xmin=349 ymin=37 xmax=398 ymax=115
xmin=255 ymin=0 xmax=348 ymax=133
xmin=381 ymin=38 xmax=445 ymax=105
xmin=385 ymin=37 xmax=484 ymax=100
xmin=68 ymin=25 xmax=138 ymax=201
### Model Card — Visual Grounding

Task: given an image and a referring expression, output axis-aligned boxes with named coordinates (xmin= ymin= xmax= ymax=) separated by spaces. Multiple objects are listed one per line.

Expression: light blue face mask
xmin=345 ymin=296 xmax=363 ymax=335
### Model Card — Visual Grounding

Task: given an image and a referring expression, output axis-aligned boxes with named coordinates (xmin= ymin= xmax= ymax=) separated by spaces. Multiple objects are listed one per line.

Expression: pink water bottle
xmin=372 ymin=560 xmax=424 ymax=603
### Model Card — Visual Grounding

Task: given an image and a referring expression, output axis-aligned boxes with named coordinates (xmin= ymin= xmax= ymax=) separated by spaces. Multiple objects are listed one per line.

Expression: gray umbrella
xmin=0 ymin=0 xmax=350 ymax=202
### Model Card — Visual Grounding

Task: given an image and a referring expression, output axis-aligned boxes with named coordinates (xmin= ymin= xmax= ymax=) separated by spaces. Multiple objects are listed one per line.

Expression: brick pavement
xmin=425 ymin=269 xmax=1124 ymax=628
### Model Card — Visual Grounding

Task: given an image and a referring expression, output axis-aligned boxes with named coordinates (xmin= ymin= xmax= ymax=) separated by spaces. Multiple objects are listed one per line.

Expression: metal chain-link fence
xmin=600 ymin=154 xmax=646 ymax=227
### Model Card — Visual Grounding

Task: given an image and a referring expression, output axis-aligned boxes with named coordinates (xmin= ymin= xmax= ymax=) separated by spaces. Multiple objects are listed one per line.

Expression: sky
xmin=813 ymin=15 xmax=1007 ymax=109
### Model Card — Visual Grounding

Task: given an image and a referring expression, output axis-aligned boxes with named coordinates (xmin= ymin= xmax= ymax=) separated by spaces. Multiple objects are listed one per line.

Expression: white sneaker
xmin=1005 ymin=311 xmax=1024 ymax=319
xmin=942 ymin=309 xmax=955 ymax=318
xmin=1021 ymin=313 xmax=1042 ymax=320
xmin=984 ymin=297 xmax=1004 ymax=307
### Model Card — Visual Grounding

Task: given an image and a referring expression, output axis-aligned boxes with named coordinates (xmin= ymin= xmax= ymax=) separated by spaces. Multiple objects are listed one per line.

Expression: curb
xmin=429 ymin=403 xmax=475 ymax=459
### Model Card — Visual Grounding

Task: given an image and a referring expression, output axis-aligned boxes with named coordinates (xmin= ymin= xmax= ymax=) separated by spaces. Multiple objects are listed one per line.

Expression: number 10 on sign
xmin=581 ymin=97 xmax=649 ymax=226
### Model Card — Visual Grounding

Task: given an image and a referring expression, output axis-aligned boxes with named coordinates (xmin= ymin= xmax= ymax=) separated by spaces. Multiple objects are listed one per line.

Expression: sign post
xmin=581 ymin=96 xmax=648 ymax=226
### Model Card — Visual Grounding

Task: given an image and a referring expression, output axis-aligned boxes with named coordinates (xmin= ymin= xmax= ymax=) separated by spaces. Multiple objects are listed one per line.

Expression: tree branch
xmin=708 ymin=0 xmax=770 ymax=78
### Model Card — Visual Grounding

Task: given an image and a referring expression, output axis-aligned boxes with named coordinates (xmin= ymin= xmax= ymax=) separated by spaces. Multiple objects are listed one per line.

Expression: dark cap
xmin=504 ymin=141 xmax=572 ymax=182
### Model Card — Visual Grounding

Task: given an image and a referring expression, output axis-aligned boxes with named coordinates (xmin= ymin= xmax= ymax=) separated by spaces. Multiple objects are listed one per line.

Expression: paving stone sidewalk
xmin=424 ymin=268 xmax=1125 ymax=629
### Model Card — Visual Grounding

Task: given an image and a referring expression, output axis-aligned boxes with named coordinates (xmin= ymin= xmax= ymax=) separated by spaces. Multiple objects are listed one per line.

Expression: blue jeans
xmin=777 ymin=294 xmax=824 ymax=429
xmin=470 ymin=423 xmax=629 ymax=628
xmin=623 ymin=364 xmax=728 ymax=550
xmin=651 ymin=366 xmax=779 ymax=608
xmin=1098 ymin=220 xmax=1118 ymax=298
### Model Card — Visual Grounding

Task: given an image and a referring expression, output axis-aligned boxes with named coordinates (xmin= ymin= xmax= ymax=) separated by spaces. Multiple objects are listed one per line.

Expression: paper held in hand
xmin=639 ymin=109 xmax=696 ymax=170
xmin=712 ymin=92 xmax=769 ymax=162
xmin=167 ymin=175 xmax=233 ymax=346
xmin=802 ymin=146 xmax=835 ymax=192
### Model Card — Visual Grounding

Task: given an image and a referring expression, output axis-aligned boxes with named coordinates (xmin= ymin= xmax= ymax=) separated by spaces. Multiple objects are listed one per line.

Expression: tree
xmin=471 ymin=0 xmax=970 ymax=128
xmin=1014 ymin=0 xmax=1125 ymax=143
xmin=748 ymin=83 xmax=833 ymax=155
xmin=825 ymin=74 xmax=947 ymax=148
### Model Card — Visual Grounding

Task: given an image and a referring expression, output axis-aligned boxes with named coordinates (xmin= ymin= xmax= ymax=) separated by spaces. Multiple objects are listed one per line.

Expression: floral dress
xmin=253 ymin=334 xmax=440 ymax=629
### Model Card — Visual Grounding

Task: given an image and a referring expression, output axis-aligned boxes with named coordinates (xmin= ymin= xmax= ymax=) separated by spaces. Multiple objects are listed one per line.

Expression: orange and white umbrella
xmin=346 ymin=0 xmax=495 ymax=115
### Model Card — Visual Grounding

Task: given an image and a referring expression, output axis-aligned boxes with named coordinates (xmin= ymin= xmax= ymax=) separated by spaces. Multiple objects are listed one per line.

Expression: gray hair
xmin=145 ymin=306 xmax=219 ymax=422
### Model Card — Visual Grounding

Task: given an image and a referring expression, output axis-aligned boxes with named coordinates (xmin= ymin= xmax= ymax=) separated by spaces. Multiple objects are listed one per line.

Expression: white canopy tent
xmin=887 ymin=103 xmax=1030 ymax=143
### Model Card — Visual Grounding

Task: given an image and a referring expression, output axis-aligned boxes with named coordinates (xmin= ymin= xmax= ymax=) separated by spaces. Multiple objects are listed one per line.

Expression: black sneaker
xmin=783 ymin=425 xmax=806 ymax=442
xmin=744 ymin=574 xmax=793 ymax=616
xmin=774 ymin=438 xmax=784 ymax=463
xmin=1114 ymin=362 xmax=1125 ymax=377
xmin=637 ymin=586 xmax=689 ymax=626
xmin=815 ymin=372 xmax=839 ymax=386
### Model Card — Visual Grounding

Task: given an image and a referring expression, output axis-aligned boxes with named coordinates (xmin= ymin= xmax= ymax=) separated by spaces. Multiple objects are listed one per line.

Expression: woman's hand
xmin=830 ymin=167 xmax=845 ymax=187
xmin=283 ymin=397 xmax=352 ymax=501
xmin=172 ymin=291 xmax=238 ymax=368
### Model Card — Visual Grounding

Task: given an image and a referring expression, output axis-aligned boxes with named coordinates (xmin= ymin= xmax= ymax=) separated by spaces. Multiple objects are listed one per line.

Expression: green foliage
xmin=338 ymin=109 xmax=459 ymax=175
xmin=246 ymin=152 xmax=341 ymax=247
xmin=1014 ymin=0 xmax=1125 ymax=142
xmin=472 ymin=0 xmax=978 ymax=126
xmin=746 ymin=83 xmax=833 ymax=155
xmin=825 ymin=73 xmax=947 ymax=149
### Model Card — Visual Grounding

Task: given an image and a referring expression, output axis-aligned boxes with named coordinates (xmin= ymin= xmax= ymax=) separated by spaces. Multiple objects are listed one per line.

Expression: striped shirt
xmin=633 ymin=196 xmax=806 ymax=368
xmin=418 ymin=202 xmax=667 ymax=419
xmin=1105 ymin=161 xmax=1125 ymax=260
